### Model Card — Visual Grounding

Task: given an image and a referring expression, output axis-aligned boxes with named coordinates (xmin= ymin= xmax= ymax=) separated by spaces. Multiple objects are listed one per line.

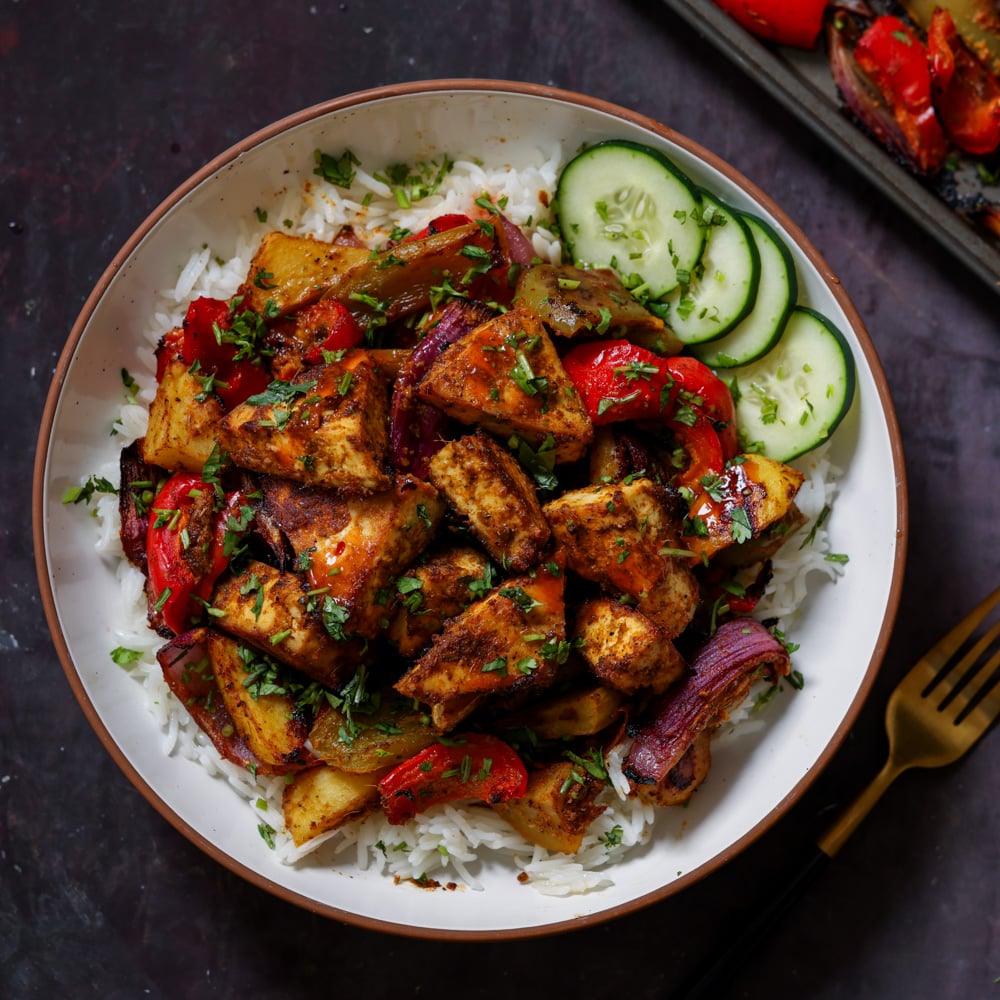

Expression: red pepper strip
xmin=712 ymin=0 xmax=827 ymax=50
xmin=377 ymin=733 xmax=528 ymax=824
xmin=561 ymin=340 xmax=678 ymax=425
xmin=146 ymin=473 xmax=251 ymax=634
xmin=927 ymin=8 xmax=1000 ymax=156
xmin=671 ymin=417 xmax=725 ymax=494
xmin=403 ymin=212 xmax=474 ymax=243
xmin=665 ymin=355 xmax=738 ymax=460
xmin=561 ymin=340 xmax=737 ymax=488
xmin=179 ymin=296 xmax=272 ymax=409
xmin=300 ymin=299 xmax=365 ymax=365
xmin=854 ymin=16 xmax=949 ymax=174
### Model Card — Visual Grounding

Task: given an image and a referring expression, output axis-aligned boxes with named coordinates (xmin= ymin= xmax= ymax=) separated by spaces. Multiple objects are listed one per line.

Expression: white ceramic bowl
xmin=33 ymin=80 xmax=907 ymax=938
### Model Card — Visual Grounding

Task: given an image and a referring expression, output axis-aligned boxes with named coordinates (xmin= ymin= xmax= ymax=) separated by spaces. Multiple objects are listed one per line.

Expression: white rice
xmin=95 ymin=145 xmax=845 ymax=895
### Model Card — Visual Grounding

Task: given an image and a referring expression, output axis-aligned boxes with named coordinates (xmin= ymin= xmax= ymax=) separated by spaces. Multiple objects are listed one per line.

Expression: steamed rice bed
xmin=93 ymin=145 xmax=845 ymax=895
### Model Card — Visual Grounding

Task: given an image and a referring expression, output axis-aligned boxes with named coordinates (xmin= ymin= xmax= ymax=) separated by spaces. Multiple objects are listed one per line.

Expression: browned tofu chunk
xmin=417 ymin=306 xmax=593 ymax=463
xmin=385 ymin=546 xmax=491 ymax=658
xmin=236 ymin=232 xmax=367 ymax=316
xmin=262 ymin=474 xmax=443 ymax=640
xmin=216 ymin=350 xmax=391 ymax=494
xmin=142 ymin=354 xmax=224 ymax=472
xmin=205 ymin=630 xmax=311 ymax=768
xmin=282 ymin=765 xmax=382 ymax=847
xmin=492 ymin=762 xmax=606 ymax=854
xmin=394 ymin=560 xmax=566 ymax=723
xmin=543 ymin=478 xmax=699 ymax=638
xmin=574 ymin=598 xmax=685 ymax=695
xmin=427 ymin=432 xmax=550 ymax=572
xmin=683 ymin=454 xmax=804 ymax=560
xmin=211 ymin=559 xmax=363 ymax=689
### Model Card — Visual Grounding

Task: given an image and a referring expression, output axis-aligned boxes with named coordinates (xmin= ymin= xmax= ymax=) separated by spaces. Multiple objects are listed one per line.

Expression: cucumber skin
xmin=729 ymin=306 xmax=856 ymax=463
xmin=554 ymin=140 xmax=704 ymax=298
xmin=692 ymin=211 xmax=798 ymax=368
xmin=665 ymin=190 xmax=761 ymax=345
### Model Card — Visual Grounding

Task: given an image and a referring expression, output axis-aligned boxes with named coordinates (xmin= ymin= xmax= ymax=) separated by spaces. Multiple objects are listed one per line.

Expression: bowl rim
xmin=32 ymin=77 xmax=908 ymax=939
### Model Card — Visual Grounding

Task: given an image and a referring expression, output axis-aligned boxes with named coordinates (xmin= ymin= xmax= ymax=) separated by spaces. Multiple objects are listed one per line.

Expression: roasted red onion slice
xmin=496 ymin=211 xmax=536 ymax=265
xmin=389 ymin=298 xmax=494 ymax=475
xmin=157 ymin=629 xmax=292 ymax=776
xmin=624 ymin=619 xmax=790 ymax=785
xmin=118 ymin=440 xmax=156 ymax=570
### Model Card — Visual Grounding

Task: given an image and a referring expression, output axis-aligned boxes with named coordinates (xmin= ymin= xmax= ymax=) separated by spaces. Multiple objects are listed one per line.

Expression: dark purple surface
xmin=4 ymin=2 xmax=1000 ymax=998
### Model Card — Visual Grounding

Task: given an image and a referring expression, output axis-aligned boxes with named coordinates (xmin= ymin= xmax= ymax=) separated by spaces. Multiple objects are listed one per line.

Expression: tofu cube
xmin=211 ymin=559 xmax=364 ymax=690
xmin=394 ymin=561 xmax=566 ymax=719
xmin=574 ymin=598 xmax=685 ymax=695
xmin=216 ymin=350 xmax=391 ymax=494
xmin=261 ymin=474 xmax=444 ymax=640
xmin=543 ymin=478 xmax=699 ymax=638
xmin=385 ymin=546 xmax=492 ymax=658
xmin=417 ymin=306 xmax=593 ymax=463
xmin=428 ymin=431 xmax=550 ymax=571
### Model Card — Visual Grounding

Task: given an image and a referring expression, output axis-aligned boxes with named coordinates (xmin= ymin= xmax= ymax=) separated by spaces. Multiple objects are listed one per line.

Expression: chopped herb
xmin=499 ymin=586 xmax=543 ymax=612
xmin=508 ymin=434 xmax=558 ymax=492
xmin=62 ymin=475 xmax=117 ymax=506
xmin=246 ymin=379 xmax=318 ymax=407
xmin=313 ymin=148 xmax=360 ymax=188
xmin=110 ymin=646 xmax=143 ymax=667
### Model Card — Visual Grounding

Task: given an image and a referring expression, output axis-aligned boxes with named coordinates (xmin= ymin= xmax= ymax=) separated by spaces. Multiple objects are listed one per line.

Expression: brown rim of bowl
xmin=32 ymin=77 xmax=908 ymax=941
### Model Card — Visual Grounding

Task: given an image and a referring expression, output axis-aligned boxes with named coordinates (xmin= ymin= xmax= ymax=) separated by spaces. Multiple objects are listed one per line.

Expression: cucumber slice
xmin=727 ymin=307 xmax=856 ymax=463
xmin=662 ymin=191 xmax=760 ymax=346
xmin=691 ymin=212 xmax=797 ymax=368
xmin=555 ymin=140 xmax=705 ymax=298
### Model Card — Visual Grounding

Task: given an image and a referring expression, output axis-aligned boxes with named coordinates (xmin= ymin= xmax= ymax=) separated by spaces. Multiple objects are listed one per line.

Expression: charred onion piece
xmin=624 ymin=619 xmax=790 ymax=785
xmin=118 ymin=440 xmax=157 ymax=570
xmin=389 ymin=298 xmax=495 ymax=475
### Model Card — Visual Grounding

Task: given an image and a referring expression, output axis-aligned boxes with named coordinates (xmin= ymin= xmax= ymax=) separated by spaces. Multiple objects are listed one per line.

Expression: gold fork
xmin=677 ymin=583 xmax=1000 ymax=1000
xmin=817 ymin=581 xmax=1000 ymax=857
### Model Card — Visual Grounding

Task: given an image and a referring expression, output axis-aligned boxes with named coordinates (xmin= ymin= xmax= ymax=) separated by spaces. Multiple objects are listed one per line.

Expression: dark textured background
xmin=5 ymin=1 xmax=1000 ymax=997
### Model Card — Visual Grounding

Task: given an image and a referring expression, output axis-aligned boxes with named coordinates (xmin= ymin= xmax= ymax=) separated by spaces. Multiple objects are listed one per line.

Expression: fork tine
xmin=934 ymin=618 xmax=1000 ymax=703
xmin=921 ymin=583 xmax=1000 ymax=685
xmin=943 ymin=640 xmax=1000 ymax=722
xmin=964 ymin=670 xmax=1000 ymax=731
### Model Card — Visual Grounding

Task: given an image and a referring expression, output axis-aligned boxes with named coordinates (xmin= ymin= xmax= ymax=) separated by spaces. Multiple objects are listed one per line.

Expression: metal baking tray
xmin=661 ymin=0 xmax=1000 ymax=294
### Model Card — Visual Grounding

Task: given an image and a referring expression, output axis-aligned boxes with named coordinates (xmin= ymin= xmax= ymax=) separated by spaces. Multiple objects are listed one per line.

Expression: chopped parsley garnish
xmin=313 ymin=148 xmax=360 ymax=188
xmin=62 ymin=475 xmax=117 ymax=506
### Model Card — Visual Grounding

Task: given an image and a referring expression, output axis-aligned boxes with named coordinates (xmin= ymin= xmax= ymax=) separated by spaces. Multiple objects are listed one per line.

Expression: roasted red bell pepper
xmin=179 ymin=296 xmax=272 ymax=409
xmin=854 ymin=15 xmax=949 ymax=174
xmin=561 ymin=340 xmax=738 ymax=487
xmin=561 ymin=340 xmax=677 ymax=425
xmin=377 ymin=733 xmax=528 ymax=824
xmin=146 ymin=472 xmax=251 ymax=634
xmin=299 ymin=299 xmax=365 ymax=364
xmin=403 ymin=212 xmax=474 ymax=243
xmin=712 ymin=0 xmax=827 ymax=50
xmin=927 ymin=8 xmax=1000 ymax=156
